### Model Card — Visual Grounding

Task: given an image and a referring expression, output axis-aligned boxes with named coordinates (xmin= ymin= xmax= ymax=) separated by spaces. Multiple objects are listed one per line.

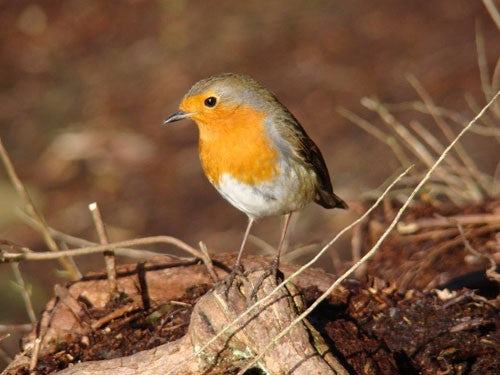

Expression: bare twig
xmin=482 ymin=0 xmax=500 ymax=29
xmin=397 ymin=213 xmax=500 ymax=234
xmin=464 ymin=92 xmax=497 ymax=129
xmin=91 ymin=302 xmax=141 ymax=330
xmin=361 ymin=97 xmax=475 ymax=202
xmin=399 ymin=227 xmax=459 ymax=243
xmin=476 ymin=21 xmax=493 ymax=102
xmin=0 ymin=324 xmax=32 ymax=334
xmin=384 ymin=101 xmax=500 ymax=136
xmin=456 ymin=223 xmax=500 ymax=283
xmin=164 ymin=166 xmax=412 ymax=375
xmin=0 ymin=138 xmax=81 ymax=280
xmin=492 ymin=59 xmax=500 ymax=117
xmin=237 ymin=89 xmax=499 ymax=375
xmin=28 ymin=338 xmax=41 ymax=374
xmin=89 ymin=202 xmax=117 ymax=294
xmin=17 ymin=210 xmax=188 ymax=260
xmin=248 ymin=234 xmax=276 ymax=255
xmin=198 ymin=241 xmax=217 ymax=282
xmin=409 ymin=120 xmax=479 ymax=187
xmin=0 ymin=345 xmax=13 ymax=365
xmin=53 ymin=284 xmax=89 ymax=325
xmin=10 ymin=264 xmax=36 ymax=323
xmin=351 ymin=217 xmax=366 ymax=278
xmin=282 ymin=243 xmax=318 ymax=262
xmin=337 ymin=106 xmax=414 ymax=170
xmin=1 ymin=236 xmax=218 ymax=281
xmin=407 ymin=75 xmax=491 ymax=197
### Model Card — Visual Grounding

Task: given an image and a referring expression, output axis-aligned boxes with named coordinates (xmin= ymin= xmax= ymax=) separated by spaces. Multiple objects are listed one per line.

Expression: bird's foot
xmin=222 ymin=263 xmax=245 ymax=299
xmin=250 ymin=258 xmax=282 ymax=302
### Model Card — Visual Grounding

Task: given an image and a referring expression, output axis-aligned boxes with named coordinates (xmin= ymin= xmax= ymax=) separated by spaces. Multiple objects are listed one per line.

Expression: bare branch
xmin=456 ymin=223 xmax=500 ymax=283
xmin=407 ymin=75 xmax=492 ymax=197
xmin=89 ymin=202 xmax=117 ymax=294
xmin=397 ymin=213 xmax=500 ymax=234
xmin=0 ymin=324 xmax=32 ymax=334
xmin=16 ymin=210 xmax=188 ymax=260
xmin=10 ymin=264 xmax=36 ymax=323
xmin=0 ymin=138 xmax=81 ymax=280
xmin=1 ymin=236 xmax=218 ymax=281
xmin=482 ymin=0 xmax=500 ymax=29
xmin=475 ymin=21 xmax=493 ymax=102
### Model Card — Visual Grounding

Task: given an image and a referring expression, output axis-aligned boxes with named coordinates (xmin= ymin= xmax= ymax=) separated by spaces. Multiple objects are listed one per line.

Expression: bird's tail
xmin=315 ymin=190 xmax=348 ymax=210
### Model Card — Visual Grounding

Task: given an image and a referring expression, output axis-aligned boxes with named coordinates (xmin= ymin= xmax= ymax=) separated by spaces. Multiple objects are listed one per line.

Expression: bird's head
xmin=164 ymin=73 xmax=277 ymax=131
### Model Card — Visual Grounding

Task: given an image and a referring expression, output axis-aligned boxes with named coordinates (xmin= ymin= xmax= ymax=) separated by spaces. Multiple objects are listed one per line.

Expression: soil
xmin=362 ymin=199 xmax=500 ymax=294
xmin=16 ymin=284 xmax=211 ymax=375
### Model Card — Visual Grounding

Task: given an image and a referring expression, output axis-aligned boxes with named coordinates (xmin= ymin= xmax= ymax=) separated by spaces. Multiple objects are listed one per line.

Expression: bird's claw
xmin=250 ymin=258 xmax=281 ymax=302
xmin=222 ymin=263 xmax=245 ymax=299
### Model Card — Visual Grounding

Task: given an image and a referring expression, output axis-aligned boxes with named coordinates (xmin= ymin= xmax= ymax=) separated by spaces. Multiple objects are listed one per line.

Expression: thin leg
xmin=235 ymin=217 xmax=255 ymax=269
xmin=250 ymin=213 xmax=293 ymax=301
xmin=274 ymin=212 xmax=292 ymax=271
xmin=224 ymin=217 xmax=255 ymax=298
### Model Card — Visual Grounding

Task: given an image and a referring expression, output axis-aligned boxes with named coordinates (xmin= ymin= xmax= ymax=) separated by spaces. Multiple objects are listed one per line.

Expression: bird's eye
xmin=204 ymin=96 xmax=217 ymax=107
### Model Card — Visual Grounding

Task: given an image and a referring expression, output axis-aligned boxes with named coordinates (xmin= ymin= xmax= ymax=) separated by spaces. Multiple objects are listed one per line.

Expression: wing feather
xmin=270 ymin=106 xmax=347 ymax=209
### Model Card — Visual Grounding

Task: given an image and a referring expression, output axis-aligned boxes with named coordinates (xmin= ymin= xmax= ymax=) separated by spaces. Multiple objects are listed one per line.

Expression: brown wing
xmin=274 ymin=108 xmax=348 ymax=210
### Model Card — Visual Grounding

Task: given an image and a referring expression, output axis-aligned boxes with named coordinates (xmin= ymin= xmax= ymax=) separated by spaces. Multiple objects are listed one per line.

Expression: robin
xmin=164 ymin=73 xmax=347 ymax=284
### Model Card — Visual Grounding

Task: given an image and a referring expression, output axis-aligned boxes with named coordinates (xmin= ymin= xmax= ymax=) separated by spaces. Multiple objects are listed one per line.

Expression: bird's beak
xmin=163 ymin=110 xmax=192 ymax=124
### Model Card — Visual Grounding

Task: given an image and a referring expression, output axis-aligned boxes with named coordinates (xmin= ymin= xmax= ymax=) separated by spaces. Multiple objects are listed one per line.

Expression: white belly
xmin=214 ymin=162 xmax=315 ymax=219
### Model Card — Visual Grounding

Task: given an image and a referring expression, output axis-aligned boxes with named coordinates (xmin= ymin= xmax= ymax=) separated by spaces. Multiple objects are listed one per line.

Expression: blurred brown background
xmin=0 ymin=0 xmax=498 ymax=353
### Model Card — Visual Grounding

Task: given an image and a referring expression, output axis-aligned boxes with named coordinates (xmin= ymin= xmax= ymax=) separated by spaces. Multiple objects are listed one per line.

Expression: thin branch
xmin=361 ymin=97 xmax=476 ymax=202
xmin=1 ymin=235 xmax=218 ymax=281
xmin=360 ymin=97 xmax=437 ymax=166
xmin=464 ymin=92 xmax=497 ymax=129
xmin=0 ymin=138 xmax=81 ymax=280
xmin=409 ymin=120 xmax=481 ymax=193
xmin=482 ymin=0 xmax=500 ymax=29
xmin=10 ymin=264 xmax=36 ymax=323
xmin=337 ymin=106 xmax=414 ymax=170
xmin=282 ymin=243 xmax=319 ymax=263
xmin=237 ymin=89 xmax=499 ymax=375
xmin=29 ymin=337 xmax=41 ymax=374
xmin=456 ymin=223 xmax=500 ymax=283
xmin=248 ymin=234 xmax=276 ymax=255
xmin=476 ymin=21 xmax=493 ymax=102
xmin=198 ymin=241 xmax=217 ymax=282
xmin=492 ymin=58 xmax=500 ymax=117
xmin=17 ymin=210 xmax=189 ymax=260
xmin=0 ymin=345 xmax=13 ymax=365
xmin=89 ymin=202 xmax=117 ymax=294
xmin=397 ymin=213 xmax=500 ymax=234
xmin=0 ymin=324 xmax=32 ymax=333
xmin=164 ymin=165 xmax=412 ymax=375
xmin=407 ymin=75 xmax=491 ymax=197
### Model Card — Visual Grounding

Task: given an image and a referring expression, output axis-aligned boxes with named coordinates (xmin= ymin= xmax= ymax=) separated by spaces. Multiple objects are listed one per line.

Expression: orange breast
xmin=195 ymin=104 xmax=279 ymax=185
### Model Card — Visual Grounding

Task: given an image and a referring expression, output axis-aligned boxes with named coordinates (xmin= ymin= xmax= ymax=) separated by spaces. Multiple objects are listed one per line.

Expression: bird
xmin=164 ymin=73 xmax=347 ymax=286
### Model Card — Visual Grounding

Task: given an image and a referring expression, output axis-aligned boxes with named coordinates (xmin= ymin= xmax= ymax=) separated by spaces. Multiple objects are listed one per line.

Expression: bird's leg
xmin=251 ymin=213 xmax=292 ymax=301
xmin=224 ymin=217 xmax=255 ymax=298
xmin=273 ymin=212 xmax=292 ymax=275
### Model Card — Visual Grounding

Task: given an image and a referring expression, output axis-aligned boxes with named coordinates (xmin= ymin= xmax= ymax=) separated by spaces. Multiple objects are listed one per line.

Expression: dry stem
xmin=89 ymin=202 xmax=117 ymax=294
xmin=456 ymin=223 xmax=500 ymax=284
xmin=482 ymin=0 xmax=500 ymax=29
xmin=17 ymin=210 xmax=187 ymax=260
xmin=0 ymin=138 xmax=81 ymax=281
xmin=10 ymin=264 xmax=36 ymax=323
xmin=0 ymin=236 xmax=218 ymax=281
xmin=397 ymin=213 xmax=500 ymax=234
